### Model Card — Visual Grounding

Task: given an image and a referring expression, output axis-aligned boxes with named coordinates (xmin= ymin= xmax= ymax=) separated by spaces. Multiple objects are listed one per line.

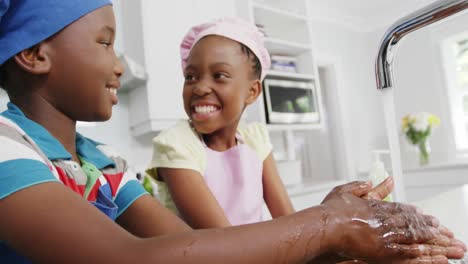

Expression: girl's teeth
xmin=195 ymin=106 xmax=216 ymax=113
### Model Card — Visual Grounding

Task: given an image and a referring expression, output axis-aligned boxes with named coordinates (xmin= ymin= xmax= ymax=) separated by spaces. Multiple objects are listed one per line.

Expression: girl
xmin=147 ymin=17 xmax=295 ymax=228
xmin=0 ymin=1 xmax=464 ymax=263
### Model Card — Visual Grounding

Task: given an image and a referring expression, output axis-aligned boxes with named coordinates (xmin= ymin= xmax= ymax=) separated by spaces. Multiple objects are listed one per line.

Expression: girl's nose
xmin=193 ymin=79 xmax=212 ymax=95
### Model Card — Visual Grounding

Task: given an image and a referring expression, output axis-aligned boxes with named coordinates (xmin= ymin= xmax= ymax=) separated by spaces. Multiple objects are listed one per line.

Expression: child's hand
xmin=363 ymin=176 xmax=394 ymax=200
xmin=319 ymin=181 xmax=465 ymax=263
xmin=359 ymin=177 xmax=467 ymax=258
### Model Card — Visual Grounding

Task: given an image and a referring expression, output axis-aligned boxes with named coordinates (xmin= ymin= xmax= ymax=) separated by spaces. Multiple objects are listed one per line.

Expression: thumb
xmin=339 ymin=181 xmax=373 ymax=197
xmin=365 ymin=176 xmax=394 ymax=200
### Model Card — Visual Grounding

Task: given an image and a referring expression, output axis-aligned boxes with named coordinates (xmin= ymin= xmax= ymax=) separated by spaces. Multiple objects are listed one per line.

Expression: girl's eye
xmin=184 ymin=74 xmax=196 ymax=81
xmin=214 ymin=72 xmax=229 ymax=79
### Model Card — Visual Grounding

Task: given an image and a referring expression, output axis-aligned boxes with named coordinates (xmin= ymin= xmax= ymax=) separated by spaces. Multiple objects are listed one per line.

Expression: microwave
xmin=263 ymin=78 xmax=320 ymax=124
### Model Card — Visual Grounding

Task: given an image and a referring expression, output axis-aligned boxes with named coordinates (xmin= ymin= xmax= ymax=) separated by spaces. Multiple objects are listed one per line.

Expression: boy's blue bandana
xmin=0 ymin=0 xmax=112 ymax=65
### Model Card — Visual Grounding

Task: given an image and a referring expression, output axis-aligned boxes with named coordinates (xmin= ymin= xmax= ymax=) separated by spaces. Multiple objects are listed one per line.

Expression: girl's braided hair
xmin=240 ymin=43 xmax=262 ymax=80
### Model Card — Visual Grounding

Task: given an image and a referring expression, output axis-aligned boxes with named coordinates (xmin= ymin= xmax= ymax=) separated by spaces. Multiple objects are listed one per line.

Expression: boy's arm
xmin=158 ymin=167 xmax=232 ymax=228
xmin=0 ymin=181 xmax=460 ymax=264
xmin=116 ymin=194 xmax=191 ymax=237
xmin=263 ymin=153 xmax=295 ymax=218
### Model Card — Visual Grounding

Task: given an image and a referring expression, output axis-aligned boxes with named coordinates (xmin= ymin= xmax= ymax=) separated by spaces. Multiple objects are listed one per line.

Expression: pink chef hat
xmin=180 ymin=17 xmax=271 ymax=81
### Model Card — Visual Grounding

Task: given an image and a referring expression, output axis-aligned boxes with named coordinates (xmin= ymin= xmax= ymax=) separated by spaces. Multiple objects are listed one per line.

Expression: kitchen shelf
xmin=264 ymin=38 xmax=311 ymax=55
xmin=266 ymin=70 xmax=315 ymax=80
xmin=252 ymin=3 xmax=308 ymax=21
xmin=252 ymin=0 xmax=308 ymax=17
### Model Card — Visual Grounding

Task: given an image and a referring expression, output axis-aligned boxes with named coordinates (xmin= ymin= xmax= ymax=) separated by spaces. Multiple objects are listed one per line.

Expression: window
xmin=442 ymin=32 xmax=468 ymax=152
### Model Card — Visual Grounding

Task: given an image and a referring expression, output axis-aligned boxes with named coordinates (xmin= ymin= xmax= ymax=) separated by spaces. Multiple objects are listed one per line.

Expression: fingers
xmin=322 ymin=181 xmax=373 ymax=203
xmin=451 ymin=238 xmax=467 ymax=252
xmin=425 ymin=236 xmax=466 ymax=258
xmin=376 ymin=201 xmax=414 ymax=214
xmin=417 ymin=244 xmax=465 ymax=259
xmin=384 ymin=244 xmax=454 ymax=261
xmin=365 ymin=176 xmax=394 ymax=200
xmin=382 ymin=227 xmax=438 ymax=245
xmin=383 ymin=242 xmax=464 ymax=262
xmin=381 ymin=214 xmax=436 ymax=230
xmin=437 ymin=225 xmax=453 ymax=238
xmin=434 ymin=225 xmax=466 ymax=252
xmin=378 ymin=202 xmax=439 ymax=228
xmin=427 ymin=234 xmax=452 ymax=247
xmin=337 ymin=181 xmax=374 ymax=197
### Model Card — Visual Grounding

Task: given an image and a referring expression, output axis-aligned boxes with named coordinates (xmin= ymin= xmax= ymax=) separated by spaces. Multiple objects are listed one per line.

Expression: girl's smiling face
xmin=183 ymin=35 xmax=261 ymax=134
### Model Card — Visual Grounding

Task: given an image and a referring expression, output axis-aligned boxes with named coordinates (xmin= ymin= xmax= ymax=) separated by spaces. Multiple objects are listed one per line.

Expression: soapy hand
xmin=364 ymin=177 xmax=467 ymax=257
xmin=319 ymin=181 xmax=466 ymax=263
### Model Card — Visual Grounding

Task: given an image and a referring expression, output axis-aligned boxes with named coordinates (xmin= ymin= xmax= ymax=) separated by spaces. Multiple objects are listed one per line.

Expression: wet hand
xmin=334 ymin=176 xmax=467 ymax=258
xmin=320 ymin=181 xmax=463 ymax=263
xmin=361 ymin=178 xmax=467 ymax=258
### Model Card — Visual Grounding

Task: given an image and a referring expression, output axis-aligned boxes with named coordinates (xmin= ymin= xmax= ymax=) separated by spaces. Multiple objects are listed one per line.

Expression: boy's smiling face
xmin=183 ymin=35 xmax=261 ymax=134
xmin=41 ymin=5 xmax=123 ymax=122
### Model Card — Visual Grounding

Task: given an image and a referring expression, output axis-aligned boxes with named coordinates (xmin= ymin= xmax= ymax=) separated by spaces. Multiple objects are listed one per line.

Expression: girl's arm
xmin=159 ymin=167 xmax=231 ymax=228
xmin=263 ymin=153 xmax=295 ymax=218
xmin=0 ymin=181 xmax=461 ymax=264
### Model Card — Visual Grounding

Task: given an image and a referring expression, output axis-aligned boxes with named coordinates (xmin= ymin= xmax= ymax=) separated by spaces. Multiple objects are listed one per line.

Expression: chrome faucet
xmin=376 ymin=0 xmax=468 ymax=89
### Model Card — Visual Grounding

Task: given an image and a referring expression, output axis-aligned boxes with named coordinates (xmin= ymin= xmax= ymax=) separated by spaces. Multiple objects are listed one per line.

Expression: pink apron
xmin=202 ymin=135 xmax=264 ymax=225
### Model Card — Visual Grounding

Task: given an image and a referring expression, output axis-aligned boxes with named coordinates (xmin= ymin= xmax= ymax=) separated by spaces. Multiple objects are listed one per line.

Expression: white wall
xmin=308 ymin=19 xmax=388 ymax=177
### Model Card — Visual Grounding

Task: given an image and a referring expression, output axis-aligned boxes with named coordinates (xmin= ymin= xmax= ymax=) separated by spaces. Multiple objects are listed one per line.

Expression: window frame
xmin=441 ymin=31 xmax=468 ymax=156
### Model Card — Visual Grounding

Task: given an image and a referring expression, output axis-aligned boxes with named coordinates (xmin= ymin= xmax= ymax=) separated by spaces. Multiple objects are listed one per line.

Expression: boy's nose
xmin=114 ymin=56 xmax=125 ymax=78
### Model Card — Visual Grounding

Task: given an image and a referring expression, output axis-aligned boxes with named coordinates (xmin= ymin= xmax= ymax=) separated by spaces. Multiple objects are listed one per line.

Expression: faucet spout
xmin=376 ymin=0 xmax=468 ymax=89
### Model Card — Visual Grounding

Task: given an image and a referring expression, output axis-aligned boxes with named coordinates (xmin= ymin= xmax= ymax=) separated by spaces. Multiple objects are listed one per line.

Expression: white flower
xmin=411 ymin=112 xmax=431 ymax=132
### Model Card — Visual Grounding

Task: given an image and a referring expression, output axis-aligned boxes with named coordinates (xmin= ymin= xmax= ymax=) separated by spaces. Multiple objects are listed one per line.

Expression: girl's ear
xmin=13 ymin=43 xmax=51 ymax=75
xmin=245 ymin=79 xmax=262 ymax=105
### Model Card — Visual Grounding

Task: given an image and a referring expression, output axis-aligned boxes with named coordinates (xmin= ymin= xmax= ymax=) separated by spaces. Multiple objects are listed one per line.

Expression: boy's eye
xmin=99 ymin=41 xmax=112 ymax=48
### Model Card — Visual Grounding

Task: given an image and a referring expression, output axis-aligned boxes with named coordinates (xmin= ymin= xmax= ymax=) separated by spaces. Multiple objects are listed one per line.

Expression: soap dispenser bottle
xmin=369 ymin=150 xmax=393 ymax=202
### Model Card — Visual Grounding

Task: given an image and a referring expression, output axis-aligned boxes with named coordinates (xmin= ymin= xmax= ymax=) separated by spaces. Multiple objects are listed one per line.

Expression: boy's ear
xmin=13 ymin=43 xmax=51 ymax=75
xmin=245 ymin=79 xmax=262 ymax=105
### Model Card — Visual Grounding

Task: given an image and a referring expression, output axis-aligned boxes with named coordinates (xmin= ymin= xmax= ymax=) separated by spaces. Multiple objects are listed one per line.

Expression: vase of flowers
xmin=401 ymin=112 xmax=440 ymax=165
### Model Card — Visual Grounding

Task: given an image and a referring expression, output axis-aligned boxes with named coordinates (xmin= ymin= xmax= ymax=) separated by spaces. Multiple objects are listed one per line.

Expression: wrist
xmin=317 ymin=204 xmax=341 ymax=256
